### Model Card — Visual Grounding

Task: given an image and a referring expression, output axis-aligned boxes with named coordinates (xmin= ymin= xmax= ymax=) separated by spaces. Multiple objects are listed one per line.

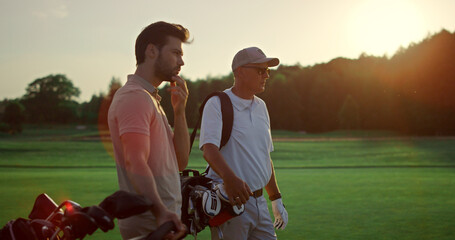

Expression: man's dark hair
xmin=135 ymin=21 xmax=190 ymax=65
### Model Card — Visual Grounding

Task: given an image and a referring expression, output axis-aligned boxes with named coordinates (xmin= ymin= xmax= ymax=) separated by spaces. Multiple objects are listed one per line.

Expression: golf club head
xmin=190 ymin=185 xmax=209 ymax=199
xmin=215 ymin=183 xmax=229 ymax=202
xmin=99 ymin=190 xmax=153 ymax=219
xmin=63 ymin=200 xmax=82 ymax=215
xmin=62 ymin=211 xmax=98 ymax=238
xmin=230 ymin=204 xmax=245 ymax=216
xmin=29 ymin=219 xmax=58 ymax=239
xmin=29 ymin=193 xmax=60 ymax=220
xmin=82 ymin=206 xmax=114 ymax=232
xmin=202 ymin=190 xmax=221 ymax=217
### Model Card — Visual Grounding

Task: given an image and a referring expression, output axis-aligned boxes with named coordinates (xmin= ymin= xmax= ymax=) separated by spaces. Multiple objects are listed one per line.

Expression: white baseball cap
xmin=231 ymin=47 xmax=280 ymax=71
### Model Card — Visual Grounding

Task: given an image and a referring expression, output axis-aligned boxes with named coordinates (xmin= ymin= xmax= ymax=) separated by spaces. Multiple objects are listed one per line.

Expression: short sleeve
xmin=266 ymin=105 xmax=274 ymax=152
xmin=117 ymin=90 xmax=155 ymax=136
xmin=258 ymin=97 xmax=274 ymax=153
xmin=199 ymin=96 xmax=223 ymax=149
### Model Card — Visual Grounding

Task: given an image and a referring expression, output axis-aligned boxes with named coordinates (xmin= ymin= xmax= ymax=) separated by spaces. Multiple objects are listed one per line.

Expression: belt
xmin=252 ymin=189 xmax=263 ymax=198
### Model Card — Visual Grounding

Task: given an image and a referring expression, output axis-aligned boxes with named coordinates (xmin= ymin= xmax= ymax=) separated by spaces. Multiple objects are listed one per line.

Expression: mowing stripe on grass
xmin=1 ymin=165 xmax=454 ymax=169
xmin=0 ymin=165 xmax=115 ymax=169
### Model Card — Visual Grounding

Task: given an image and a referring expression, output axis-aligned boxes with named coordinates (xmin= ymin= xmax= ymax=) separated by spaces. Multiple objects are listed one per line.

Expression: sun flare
xmin=348 ymin=0 xmax=425 ymax=56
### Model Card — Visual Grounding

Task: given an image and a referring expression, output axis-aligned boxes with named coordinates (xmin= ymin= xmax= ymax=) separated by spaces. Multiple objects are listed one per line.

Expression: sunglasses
xmin=242 ymin=66 xmax=270 ymax=75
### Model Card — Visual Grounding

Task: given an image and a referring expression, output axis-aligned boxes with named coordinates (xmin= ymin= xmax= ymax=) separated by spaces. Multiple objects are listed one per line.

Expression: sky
xmin=1 ymin=0 xmax=454 ymax=102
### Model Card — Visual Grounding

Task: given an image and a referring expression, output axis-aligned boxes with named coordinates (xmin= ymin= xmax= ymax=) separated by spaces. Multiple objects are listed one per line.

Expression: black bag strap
xmin=189 ymin=91 xmax=233 ymax=154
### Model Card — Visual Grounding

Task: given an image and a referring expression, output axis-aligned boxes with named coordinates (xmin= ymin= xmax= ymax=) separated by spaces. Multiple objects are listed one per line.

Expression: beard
xmin=154 ymin=53 xmax=177 ymax=82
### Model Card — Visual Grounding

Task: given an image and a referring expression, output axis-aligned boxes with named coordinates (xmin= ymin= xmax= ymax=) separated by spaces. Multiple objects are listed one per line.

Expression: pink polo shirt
xmin=108 ymin=74 xmax=181 ymax=235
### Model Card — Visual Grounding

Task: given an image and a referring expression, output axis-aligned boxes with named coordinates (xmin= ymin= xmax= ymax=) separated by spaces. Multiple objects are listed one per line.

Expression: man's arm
xmin=265 ymin=159 xmax=288 ymax=230
xmin=169 ymin=76 xmax=189 ymax=171
xmin=173 ymin=109 xmax=189 ymax=171
xmin=203 ymin=143 xmax=253 ymax=205
xmin=121 ymin=132 xmax=185 ymax=234
xmin=265 ymin=160 xmax=280 ymax=197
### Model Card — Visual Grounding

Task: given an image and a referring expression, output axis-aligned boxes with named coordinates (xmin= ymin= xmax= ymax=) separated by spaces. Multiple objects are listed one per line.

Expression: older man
xmin=199 ymin=47 xmax=288 ymax=240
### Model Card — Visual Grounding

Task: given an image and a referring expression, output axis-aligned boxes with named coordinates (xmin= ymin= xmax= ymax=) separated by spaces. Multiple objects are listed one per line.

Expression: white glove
xmin=271 ymin=198 xmax=288 ymax=230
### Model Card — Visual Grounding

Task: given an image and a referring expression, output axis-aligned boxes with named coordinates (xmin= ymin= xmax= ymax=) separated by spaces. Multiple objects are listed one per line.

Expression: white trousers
xmin=210 ymin=196 xmax=276 ymax=240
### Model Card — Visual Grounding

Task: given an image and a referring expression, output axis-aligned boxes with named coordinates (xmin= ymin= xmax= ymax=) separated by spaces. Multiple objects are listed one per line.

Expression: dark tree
xmin=338 ymin=95 xmax=360 ymax=130
xmin=1 ymin=100 xmax=25 ymax=134
xmin=79 ymin=93 xmax=105 ymax=124
xmin=98 ymin=77 xmax=122 ymax=131
xmin=21 ymin=74 xmax=80 ymax=123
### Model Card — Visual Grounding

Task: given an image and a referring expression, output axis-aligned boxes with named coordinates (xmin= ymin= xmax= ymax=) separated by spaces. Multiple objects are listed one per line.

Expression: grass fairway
xmin=275 ymin=168 xmax=455 ymax=240
xmin=1 ymin=126 xmax=455 ymax=239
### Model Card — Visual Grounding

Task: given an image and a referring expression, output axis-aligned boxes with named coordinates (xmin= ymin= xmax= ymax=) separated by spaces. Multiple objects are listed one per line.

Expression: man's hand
xmin=169 ymin=75 xmax=188 ymax=115
xmin=271 ymin=198 xmax=288 ymax=230
xmin=202 ymin=144 xmax=252 ymax=205
xmin=154 ymin=206 xmax=187 ymax=240
xmin=223 ymin=174 xmax=253 ymax=206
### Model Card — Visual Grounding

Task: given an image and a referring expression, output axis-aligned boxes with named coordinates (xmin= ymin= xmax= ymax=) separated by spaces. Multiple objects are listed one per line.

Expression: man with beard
xmin=108 ymin=21 xmax=190 ymax=240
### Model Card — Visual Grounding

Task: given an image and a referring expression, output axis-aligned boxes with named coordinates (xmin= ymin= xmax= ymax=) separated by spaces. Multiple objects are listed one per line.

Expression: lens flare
xmin=65 ymin=201 xmax=74 ymax=213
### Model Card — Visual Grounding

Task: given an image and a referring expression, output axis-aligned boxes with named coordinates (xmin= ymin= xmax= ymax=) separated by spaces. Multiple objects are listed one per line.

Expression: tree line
xmin=1 ymin=29 xmax=454 ymax=135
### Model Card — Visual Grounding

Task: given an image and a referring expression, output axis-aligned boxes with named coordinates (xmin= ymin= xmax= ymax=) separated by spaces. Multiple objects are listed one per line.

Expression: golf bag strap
xmin=189 ymin=91 xmax=233 ymax=155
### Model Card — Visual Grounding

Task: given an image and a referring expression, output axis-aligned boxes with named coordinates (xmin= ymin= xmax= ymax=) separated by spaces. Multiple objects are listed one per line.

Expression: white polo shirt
xmin=199 ymin=88 xmax=273 ymax=192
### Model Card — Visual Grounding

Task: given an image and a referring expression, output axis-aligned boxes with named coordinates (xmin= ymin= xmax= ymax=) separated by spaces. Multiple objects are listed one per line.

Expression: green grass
xmin=190 ymin=129 xmax=402 ymax=140
xmin=270 ymin=139 xmax=455 ymax=168
xmin=187 ymin=138 xmax=455 ymax=169
xmin=2 ymin=139 xmax=454 ymax=169
xmin=1 ymin=168 xmax=454 ymax=240
xmin=272 ymin=168 xmax=455 ymax=240
xmin=0 ymin=141 xmax=114 ymax=167
xmin=0 ymin=124 xmax=101 ymax=140
xmin=271 ymin=129 xmax=401 ymax=139
xmin=1 ymin=126 xmax=454 ymax=239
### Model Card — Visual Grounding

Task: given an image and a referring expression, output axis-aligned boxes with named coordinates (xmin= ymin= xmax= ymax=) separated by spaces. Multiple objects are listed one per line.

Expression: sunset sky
xmin=1 ymin=0 xmax=454 ymax=101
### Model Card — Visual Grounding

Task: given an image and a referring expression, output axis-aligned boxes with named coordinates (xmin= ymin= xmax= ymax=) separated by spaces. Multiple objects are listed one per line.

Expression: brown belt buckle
xmin=253 ymin=189 xmax=263 ymax=198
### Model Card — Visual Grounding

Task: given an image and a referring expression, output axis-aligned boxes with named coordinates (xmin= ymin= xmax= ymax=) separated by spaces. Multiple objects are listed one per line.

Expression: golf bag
xmin=180 ymin=169 xmax=214 ymax=234
xmin=180 ymin=170 xmax=245 ymax=237
xmin=181 ymin=91 xmax=245 ymax=237
xmin=0 ymin=218 xmax=38 ymax=240
xmin=0 ymin=191 xmax=179 ymax=240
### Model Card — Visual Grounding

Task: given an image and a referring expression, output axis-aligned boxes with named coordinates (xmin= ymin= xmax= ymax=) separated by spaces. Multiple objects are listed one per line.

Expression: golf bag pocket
xmin=208 ymin=183 xmax=245 ymax=227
